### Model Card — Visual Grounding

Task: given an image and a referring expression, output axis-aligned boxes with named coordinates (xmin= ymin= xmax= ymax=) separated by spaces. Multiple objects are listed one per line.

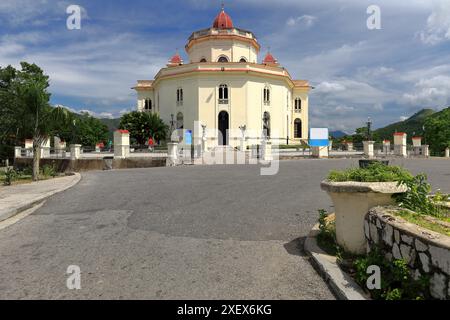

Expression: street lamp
xmin=366 ymin=117 xmax=372 ymax=140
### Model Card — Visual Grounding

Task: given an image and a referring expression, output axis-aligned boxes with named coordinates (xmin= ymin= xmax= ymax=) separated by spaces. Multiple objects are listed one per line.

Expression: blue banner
xmin=309 ymin=139 xmax=329 ymax=147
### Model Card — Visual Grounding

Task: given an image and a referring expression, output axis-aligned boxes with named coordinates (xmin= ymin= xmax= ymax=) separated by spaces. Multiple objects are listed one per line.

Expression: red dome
xmin=169 ymin=53 xmax=182 ymax=64
xmin=213 ymin=7 xmax=233 ymax=29
xmin=263 ymin=52 xmax=277 ymax=64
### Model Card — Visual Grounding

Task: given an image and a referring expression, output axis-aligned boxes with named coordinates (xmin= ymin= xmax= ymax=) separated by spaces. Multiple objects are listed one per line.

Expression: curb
xmin=0 ymin=173 xmax=81 ymax=222
xmin=304 ymin=223 xmax=369 ymax=300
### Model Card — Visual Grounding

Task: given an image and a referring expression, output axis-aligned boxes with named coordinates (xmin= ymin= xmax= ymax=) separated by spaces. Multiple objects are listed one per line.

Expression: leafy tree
xmin=424 ymin=107 xmax=450 ymax=155
xmin=59 ymin=112 xmax=109 ymax=147
xmin=6 ymin=62 xmax=72 ymax=180
xmin=119 ymin=111 xmax=168 ymax=145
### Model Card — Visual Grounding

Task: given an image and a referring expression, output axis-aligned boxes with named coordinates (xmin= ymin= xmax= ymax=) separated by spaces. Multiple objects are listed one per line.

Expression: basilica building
xmin=133 ymin=6 xmax=310 ymax=148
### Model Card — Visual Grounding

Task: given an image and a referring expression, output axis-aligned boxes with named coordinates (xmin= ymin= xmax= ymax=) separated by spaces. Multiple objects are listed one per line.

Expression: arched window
xmin=263 ymin=112 xmax=271 ymax=138
xmin=177 ymin=88 xmax=183 ymax=105
xmin=294 ymin=119 xmax=302 ymax=138
xmin=218 ymin=56 xmax=229 ymax=63
xmin=219 ymin=84 xmax=229 ymax=104
xmin=176 ymin=112 xmax=184 ymax=129
xmin=144 ymin=99 xmax=152 ymax=111
xmin=263 ymin=87 xmax=270 ymax=105
xmin=239 ymin=57 xmax=247 ymax=63
xmin=295 ymin=98 xmax=302 ymax=112
xmin=200 ymin=58 xmax=207 ymax=63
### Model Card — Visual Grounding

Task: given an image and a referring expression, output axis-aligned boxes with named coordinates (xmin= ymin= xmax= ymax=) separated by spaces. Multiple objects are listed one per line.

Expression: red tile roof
xmin=213 ymin=6 xmax=233 ymax=29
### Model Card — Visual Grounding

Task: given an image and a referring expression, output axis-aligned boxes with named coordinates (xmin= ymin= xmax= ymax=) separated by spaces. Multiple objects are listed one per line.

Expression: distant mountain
xmin=99 ymin=118 xmax=121 ymax=141
xmin=330 ymin=130 xmax=348 ymax=138
xmin=373 ymin=108 xmax=436 ymax=141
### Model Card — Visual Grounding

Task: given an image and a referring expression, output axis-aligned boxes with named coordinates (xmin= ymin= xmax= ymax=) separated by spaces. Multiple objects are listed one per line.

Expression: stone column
xmin=312 ymin=146 xmax=329 ymax=158
xmin=167 ymin=142 xmax=178 ymax=166
xmin=393 ymin=132 xmax=407 ymax=157
xmin=25 ymin=139 xmax=33 ymax=157
xmin=346 ymin=142 xmax=354 ymax=151
xmin=422 ymin=145 xmax=429 ymax=158
xmin=262 ymin=140 xmax=273 ymax=161
xmin=383 ymin=140 xmax=391 ymax=154
xmin=363 ymin=141 xmax=375 ymax=158
xmin=14 ymin=146 xmax=22 ymax=159
xmin=40 ymin=138 xmax=51 ymax=159
xmin=445 ymin=147 xmax=450 ymax=158
xmin=114 ymin=130 xmax=130 ymax=159
xmin=70 ymin=144 xmax=82 ymax=160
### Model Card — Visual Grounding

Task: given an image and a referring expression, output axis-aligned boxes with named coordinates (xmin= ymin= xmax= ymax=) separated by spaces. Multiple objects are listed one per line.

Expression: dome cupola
xmin=167 ymin=51 xmax=183 ymax=67
xmin=263 ymin=51 xmax=279 ymax=66
xmin=213 ymin=5 xmax=234 ymax=29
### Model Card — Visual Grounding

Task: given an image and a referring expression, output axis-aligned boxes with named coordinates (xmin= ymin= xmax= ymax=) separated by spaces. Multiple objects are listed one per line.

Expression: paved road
xmin=0 ymin=158 xmax=448 ymax=299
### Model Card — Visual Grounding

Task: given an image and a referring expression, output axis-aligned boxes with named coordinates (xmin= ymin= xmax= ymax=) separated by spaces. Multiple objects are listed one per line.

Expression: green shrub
xmin=394 ymin=174 xmax=441 ymax=217
xmin=353 ymin=248 xmax=429 ymax=300
xmin=40 ymin=164 xmax=57 ymax=178
xmin=3 ymin=168 xmax=17 ymax=186
xmin=316 ymin=209 xmax=340 ymax=256
xmin=327 ymin=162 xmax=413 ymax=182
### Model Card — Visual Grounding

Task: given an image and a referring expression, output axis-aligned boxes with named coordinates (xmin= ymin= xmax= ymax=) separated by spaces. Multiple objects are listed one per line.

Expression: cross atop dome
xmin=263 ymin=49 xmax=279 ymax=66
xmin=213 ymin=3 xmax=234 ymax=29
xmin=167 ymin=50 xmax=183 ymax=67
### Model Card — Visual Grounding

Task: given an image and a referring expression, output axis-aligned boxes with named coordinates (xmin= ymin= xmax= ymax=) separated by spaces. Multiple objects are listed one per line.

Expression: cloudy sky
xmin=1 ymin=0 xmax=449 ymax=132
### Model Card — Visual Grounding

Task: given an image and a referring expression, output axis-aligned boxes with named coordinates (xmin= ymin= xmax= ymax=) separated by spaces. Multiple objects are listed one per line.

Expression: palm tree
xmin=14 ymin=68 xmax=72 ymax=181
xmin=119 ymin=111 xmax=169 ymax=145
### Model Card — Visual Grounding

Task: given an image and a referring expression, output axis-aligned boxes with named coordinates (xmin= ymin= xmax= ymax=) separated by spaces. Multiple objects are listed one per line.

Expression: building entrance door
xmin=218 ymin=111 xmax=229 ymax=145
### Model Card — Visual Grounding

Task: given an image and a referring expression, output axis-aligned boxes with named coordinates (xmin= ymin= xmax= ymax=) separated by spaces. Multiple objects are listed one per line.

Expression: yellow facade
xmin=134 ymin=8 xmax=310 ymax=148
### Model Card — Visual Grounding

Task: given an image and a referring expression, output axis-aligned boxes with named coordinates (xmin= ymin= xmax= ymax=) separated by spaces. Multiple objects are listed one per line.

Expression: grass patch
xmin=327 ymin=162 xmax=413 ymax=182
xmin=394 ymin=210 xmax=450 ymax=236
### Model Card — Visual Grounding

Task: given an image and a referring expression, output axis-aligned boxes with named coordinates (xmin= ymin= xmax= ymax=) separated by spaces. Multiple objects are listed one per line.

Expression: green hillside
xmin=99 ymin=118 xmax=121 ymax=141
xmin=374 ymin=109 xmax=436 ymax=142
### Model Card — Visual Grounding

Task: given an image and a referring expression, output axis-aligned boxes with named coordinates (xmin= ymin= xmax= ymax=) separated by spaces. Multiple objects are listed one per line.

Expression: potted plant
xmin=320 ymin=163 xmax=410 ymax=254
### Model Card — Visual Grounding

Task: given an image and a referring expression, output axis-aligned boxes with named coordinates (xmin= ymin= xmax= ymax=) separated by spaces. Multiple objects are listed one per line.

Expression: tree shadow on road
xmin=283 ymin=237 xmax=308 ymax=257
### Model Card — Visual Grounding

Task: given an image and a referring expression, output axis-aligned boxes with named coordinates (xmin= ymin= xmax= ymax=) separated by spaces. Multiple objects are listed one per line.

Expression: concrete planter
xmin=321 ymin=181 xmax=407 ymax=254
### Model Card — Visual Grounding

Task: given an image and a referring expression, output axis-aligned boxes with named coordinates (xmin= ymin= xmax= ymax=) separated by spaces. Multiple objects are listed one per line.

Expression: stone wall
xmin=365 ymin=206 xmax=450 ymax=299
xmin=14 ymin=157 xmax=166 ymax=173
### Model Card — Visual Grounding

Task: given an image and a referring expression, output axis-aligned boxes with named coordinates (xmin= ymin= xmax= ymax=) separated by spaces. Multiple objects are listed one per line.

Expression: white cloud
xmin=315 ymin=81 xmax=346 ymax=93
xmin=418 ymin=0 xmax=450 ymax=45
xmin=286 ymin=15 xmax=317 ymax=28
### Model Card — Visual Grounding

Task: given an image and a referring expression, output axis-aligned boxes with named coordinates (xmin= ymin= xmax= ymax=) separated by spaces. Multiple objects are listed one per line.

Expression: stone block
xmin=394 ymin=230 xmax=400 ymax=244
xmin=393 ymin=243 xmax=402 ymax=260
xmin=430 ymin=273 xmax=447 ymax=300
xmin=401 ymin=234 xmax=413 ymax=245
xmin=370 ymin=223 xmax=379 ymax=243
xmin=419 ymin=253 xmax=430 ymax=273
xmin=429 ymin=245 xmax=450 ymax=274
xmin=382 ymin=224 xmax=393 ymax=246
xmin=415 ymin=239 xmax=428 ymax=252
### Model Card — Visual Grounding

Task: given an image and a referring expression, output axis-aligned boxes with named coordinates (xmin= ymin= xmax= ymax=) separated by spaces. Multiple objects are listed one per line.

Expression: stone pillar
xmin=345 ymin=142 xmax=354 ymax=151
xmin=262 ymin=140 xmax=273 ymax=161
xmin=40 ymin=138 xmax=51 ymax=159
xmin=312 ymin=146 xmax=329 ymax=158
xmin=14 ymin=146 xmax=22 ymax=159
xmin=25 ymin=139 xmax=33 ymax=157
xmin=412 ymin=136 xmax=422 ymax=147
xmin=422 ymin=145 xmax=429 ymax=158
xmin=70 ymin=144 xmax=82 ymax=160
xmin=167 ymin=142 xmax=178 ymax=166
xmin=393 ymin=132 xmax=407 ymax=157
xmin=240 ymin=137 xmax=247 ymax=152
xmin=114 ymin=130 xmax=130 ymax=159
xmin=383 ymin=140 xmax=391 ymax=154
xmin=363 ymin=141 xmax=375 ymax=158
xmin=445 ymin=148 xmax=450 ymax=158
xmin=54 ymin=136 xmax=66 ymax=155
